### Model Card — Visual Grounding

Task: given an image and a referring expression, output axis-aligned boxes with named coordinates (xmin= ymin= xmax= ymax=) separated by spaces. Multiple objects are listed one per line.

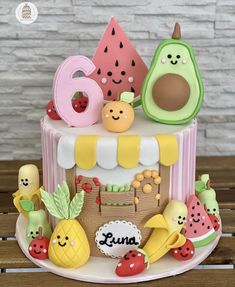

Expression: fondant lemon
xmin=41 ymin=182 xmax=90 ymax=268
xmin=143 ymin=200 xmax=187 ymax=263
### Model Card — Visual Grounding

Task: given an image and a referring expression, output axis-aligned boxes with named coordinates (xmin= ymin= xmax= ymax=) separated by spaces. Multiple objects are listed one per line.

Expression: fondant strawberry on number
xmin=170 ymin=239 xmax=195 ymax=261
xmin=115 ymin=249 xmax=149 ymax=277
xmin=185 ymin=195 xmax=217 ymax=248
xmin=90 ymin=17 xmax=148 ymax=101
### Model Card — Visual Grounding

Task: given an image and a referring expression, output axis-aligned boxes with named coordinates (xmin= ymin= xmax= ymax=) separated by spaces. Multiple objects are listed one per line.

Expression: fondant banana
xmin=13 ymin=164 xmax=41 ymax=217
xmin=143 ymin=200 xmax=187 ymax=263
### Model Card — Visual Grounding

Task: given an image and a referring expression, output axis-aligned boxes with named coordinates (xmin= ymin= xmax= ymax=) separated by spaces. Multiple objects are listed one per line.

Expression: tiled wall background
xmin=0 ymin=0 xmax=234 ymax=159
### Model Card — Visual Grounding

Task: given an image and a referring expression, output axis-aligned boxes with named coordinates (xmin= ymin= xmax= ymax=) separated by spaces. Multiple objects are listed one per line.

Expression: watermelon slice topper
xmin=90 ymin=17 xmax=148 ymax=101
xmin=185 ymin=195 xmax=217 ymax=248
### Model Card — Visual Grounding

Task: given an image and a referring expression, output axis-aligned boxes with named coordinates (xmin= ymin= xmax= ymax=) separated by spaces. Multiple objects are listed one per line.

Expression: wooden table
xmin=0 ymin=157 xmax=235 ymax=286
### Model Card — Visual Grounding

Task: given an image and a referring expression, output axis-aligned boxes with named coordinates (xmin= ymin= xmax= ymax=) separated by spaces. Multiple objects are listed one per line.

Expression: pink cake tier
xmin=41 ymin=108 xmax=197 ymax=256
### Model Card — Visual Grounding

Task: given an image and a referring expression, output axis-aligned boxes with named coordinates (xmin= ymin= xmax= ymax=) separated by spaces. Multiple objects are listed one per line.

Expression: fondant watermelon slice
xmin=185 ymin=195 xmax=217 ymax=248
xmin=90 ymin=17 xmax=148 ymax=101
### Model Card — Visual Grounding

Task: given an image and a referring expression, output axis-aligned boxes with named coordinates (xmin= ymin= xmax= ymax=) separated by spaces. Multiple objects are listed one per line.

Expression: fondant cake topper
xmin=184 ymin=195 xmax=217 ymax=248
xmin=141 ymin=22 xmax=204 ymax=125
xmin=90 ymin=17 xmax=148 ymax=101
xmin=28 ymin=227 xmax=50 ymax=260
xmin=95 ymin=220 xmax=142 ymax=258
xmin=20 ymin=199 xmax=52 ymax=244
xmin=102 ymin=92 xmax=135 ymax=133
xmin=143 ymin=200 xmax=187 ymax=263
xmin=13 ymin=164 xmax=42 ymax=218
xmin=40 ymin=182 xmax=90 ymax=268
xmin=53 ymin=55 xmax=103 ymax=127
xmin=195 ymin=174 xmax=219 ymax=216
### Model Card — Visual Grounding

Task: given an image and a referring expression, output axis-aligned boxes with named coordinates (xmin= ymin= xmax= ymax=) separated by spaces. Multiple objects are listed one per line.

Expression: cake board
xmin=16 ymin=214 xmax=221 ymax=284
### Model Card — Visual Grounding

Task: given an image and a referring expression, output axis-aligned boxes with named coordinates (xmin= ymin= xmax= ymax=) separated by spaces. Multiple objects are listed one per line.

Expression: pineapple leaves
xmin=69 ymin=190 xmax=85 ymax=219
xmin=53 ymin=182 xmax=70 ymax=219
xmin=40 ymin=182 xmax=85 ymax=220
xmin=40 ymin=188 xmax=64 ymax=219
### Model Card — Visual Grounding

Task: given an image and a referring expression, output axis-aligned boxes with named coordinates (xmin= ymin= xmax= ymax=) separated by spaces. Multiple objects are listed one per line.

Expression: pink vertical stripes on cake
xmin=171 ymin=120 xmax=197 ymax=202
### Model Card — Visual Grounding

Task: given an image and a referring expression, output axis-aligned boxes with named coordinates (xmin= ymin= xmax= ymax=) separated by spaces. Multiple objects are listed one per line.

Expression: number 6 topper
xmin=53 ymin=55 xmax=104 ymax=127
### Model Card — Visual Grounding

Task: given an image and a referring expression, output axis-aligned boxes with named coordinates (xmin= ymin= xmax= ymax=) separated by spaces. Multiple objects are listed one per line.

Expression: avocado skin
xmin=141 ymin=39 xmax=204 ymax=125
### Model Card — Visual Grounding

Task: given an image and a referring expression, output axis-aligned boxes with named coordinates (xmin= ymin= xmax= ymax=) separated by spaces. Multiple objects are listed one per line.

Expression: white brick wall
xmin=0 ymin=0 xmax=234 ymax=159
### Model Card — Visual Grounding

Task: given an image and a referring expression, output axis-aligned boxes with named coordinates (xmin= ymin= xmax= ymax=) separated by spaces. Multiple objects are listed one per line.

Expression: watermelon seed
xmin=131 ymin=59 xmax=135 ymax=66
xmin=97 ymin=68 xmax=101 ymax=75
xmin=104 ymin=46 xmax=108 ymax=53
xmin=112 ymin=28 xmax=115 ymax=35
xmin=121 ymin=71 xmax=126 ymax=76
xmin=107 ymin=90 xmax=112 ymax=96
xmin=115 ymin=60 xmax=119 ymax=67
xmin=120 ymin=41 xmax=123 ymax=48
xmin=194 ymin=230 xmax=197 ymax=234
xmin=107 ymin=71 xmax=112 ymax=76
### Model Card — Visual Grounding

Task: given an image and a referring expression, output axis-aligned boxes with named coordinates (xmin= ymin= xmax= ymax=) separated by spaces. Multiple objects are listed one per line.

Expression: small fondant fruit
xmin=170 ymin=239 xmax=195 ymax=261
xmin=28 ymin=227 xmax=50 ymax=260
xmin=185 ymin=195 xmax=217 ymax=248
xmin=208 ymin=213 xmax=220 ymax=232
xmin=141 ymin=22 xmax=204 ymax=125
xmin=46 ymin=100 xmax=61 ymax=120
xmin=102 ymin=99 xmax=134 ymax=133
xmin=115 ymin=249 xmax=149 ymax=277
xmin=41 ymin=182 xmax=90 ymax=268
xmin=72 ymin=96 xmax=88 ymax=113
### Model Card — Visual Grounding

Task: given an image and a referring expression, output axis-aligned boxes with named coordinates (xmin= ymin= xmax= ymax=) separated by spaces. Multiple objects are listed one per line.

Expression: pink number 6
xmin=53 ymin=55 xmax=104 ymax=127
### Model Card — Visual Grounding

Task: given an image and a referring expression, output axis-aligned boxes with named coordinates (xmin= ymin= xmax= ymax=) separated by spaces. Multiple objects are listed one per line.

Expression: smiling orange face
xmin=102 ymin=101 xmax=135 ymax=133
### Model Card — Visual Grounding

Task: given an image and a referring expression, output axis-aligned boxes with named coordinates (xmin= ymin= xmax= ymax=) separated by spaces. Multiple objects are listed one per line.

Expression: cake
xmin=14 ymin=18 xmax=221 ymax=283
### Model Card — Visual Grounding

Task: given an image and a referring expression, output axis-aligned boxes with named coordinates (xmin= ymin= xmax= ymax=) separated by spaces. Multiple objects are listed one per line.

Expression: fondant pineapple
xmin=40 ymin=182 xmax=90 ymax=268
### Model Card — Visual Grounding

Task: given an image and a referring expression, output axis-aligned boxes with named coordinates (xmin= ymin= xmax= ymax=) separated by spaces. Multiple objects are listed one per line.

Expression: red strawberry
xmin=115 ymin=249 xmax=149 ymax=277
xmin=72 ymin=96 xmax=88 ymax=113
xmin=46 ymin=100 xmax=61 ymax=120
xmin=208 ymin=214 xmax=220 ymax=232
xmin=170 ymin=239 xmax=195 ymax=261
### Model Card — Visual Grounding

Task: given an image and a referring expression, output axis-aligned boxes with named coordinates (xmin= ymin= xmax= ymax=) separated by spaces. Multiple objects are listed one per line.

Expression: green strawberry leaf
xmin=40 ymin=188 xmax=64 ymax=219
xmin=69 ymin=190 xmax=84 ymax=219
xmin=195 ymin=180 xmax=206 ymax=193
xmin=20 ymin=199 xmax=34 ymax=212
xmin=54 ymin=182 xmax=69 ymax=219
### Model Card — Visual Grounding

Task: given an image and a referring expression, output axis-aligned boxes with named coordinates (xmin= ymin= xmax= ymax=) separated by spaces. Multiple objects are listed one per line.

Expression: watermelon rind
xmin=187 ymin=228 xmax=217 ymax=248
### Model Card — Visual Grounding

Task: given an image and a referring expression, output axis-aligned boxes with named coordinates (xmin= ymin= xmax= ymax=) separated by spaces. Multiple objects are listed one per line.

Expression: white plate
xmin=16 ymin=214 xmax=221 ymax=284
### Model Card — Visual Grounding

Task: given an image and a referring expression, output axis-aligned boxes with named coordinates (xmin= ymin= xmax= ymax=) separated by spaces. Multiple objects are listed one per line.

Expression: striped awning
xmin=57 ymin=134 xmax=178 ymax=170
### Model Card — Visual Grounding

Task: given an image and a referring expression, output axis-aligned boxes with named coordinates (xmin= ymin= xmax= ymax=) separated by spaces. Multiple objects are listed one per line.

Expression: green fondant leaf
xmin=40 ymin=188 xmax=64 ymax=219
xmin=54 ymin=182 xmax=69 ymax=219
xmin=120 ymin=92 xmax=134 ymax=103
xmin=20 ymin=199 xmax=34 ymax=212
xmin=195 ymin=180 xmax=206 ymax=193
xmin=69 ymin=190 xmax=85 ymax=219
xmin=112 ymin=185 xmax=119 ymax=192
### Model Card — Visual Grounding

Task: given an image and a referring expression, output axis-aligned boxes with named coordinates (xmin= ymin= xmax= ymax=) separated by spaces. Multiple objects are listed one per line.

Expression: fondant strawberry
xmin=208 ymin=213 xmax=220 ymax=232
xmin=28 ymin=227 xmax=50 ymax=260
xmin=170 ymin=238 xmax=195 ymax=261
xmin=72 ymin=96 xmax=88 ymax=113
xmin=115 ymin=249 xmax=149 ymax=277
xmin=46 ymin=100 xmax=61 ymax=120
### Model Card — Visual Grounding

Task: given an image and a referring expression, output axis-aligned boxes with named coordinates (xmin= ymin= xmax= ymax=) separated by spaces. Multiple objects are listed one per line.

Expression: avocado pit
xmin=152 ymin=73 xmax=190 ymax=111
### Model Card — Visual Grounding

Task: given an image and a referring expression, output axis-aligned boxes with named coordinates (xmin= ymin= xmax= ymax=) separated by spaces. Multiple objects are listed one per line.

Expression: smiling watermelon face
xmin=185 ymin=195 xmax=217 ymax=248
xmin=90 ymin=17 xmax=148 ymax=101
